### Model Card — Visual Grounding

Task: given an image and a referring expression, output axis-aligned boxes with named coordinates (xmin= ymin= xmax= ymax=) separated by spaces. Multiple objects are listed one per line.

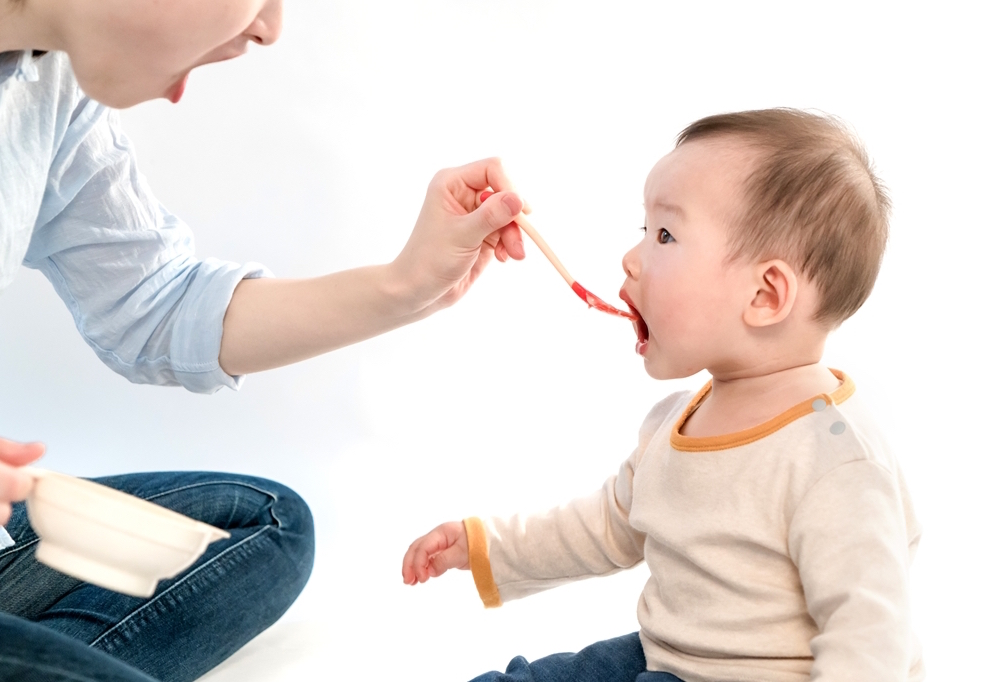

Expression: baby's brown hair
xmin=677 ymin=108 xmax=890 ymax=328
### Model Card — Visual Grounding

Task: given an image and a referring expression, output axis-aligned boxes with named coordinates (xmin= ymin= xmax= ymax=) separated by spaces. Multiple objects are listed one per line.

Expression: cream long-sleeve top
xmin=464 ymin=372 xmax=924 ymax=682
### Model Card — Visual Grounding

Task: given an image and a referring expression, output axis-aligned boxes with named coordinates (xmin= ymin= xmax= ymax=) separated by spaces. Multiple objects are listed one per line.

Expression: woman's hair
xmin=676 ymin=108 xmax=890 ymax=328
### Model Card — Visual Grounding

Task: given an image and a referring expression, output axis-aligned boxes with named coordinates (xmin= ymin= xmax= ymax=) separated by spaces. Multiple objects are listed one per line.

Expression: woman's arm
xmin=24 ymin=72 xmax=524 ymax=390
xmin=219 ymin=159 xmax=525 ymax=375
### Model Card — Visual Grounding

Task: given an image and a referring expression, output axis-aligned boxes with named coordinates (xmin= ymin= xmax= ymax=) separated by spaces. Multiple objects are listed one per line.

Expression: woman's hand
xmin=0 ymin=438 xmax=45 ymax=525
xmin=219 ymin=157 xmax=528 ymax=375
xmin=388 ymin=157 xmax=526 ymax=313
xmin=402 ymin=521 xmax=470 ymax=585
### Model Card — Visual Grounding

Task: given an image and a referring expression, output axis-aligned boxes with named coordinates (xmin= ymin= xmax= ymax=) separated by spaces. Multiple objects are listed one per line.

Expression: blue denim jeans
xmin=469 ymin=633 xmax=686 ymax=682
xmin=0 ymin=471 xmax=314 ymax=682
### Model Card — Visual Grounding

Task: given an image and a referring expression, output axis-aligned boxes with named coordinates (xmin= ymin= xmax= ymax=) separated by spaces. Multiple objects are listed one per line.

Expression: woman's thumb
xmin=470 ymin=191 xmax=523 ymax=240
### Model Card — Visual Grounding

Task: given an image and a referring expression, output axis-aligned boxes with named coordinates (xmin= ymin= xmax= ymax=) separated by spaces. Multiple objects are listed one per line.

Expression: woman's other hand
xmin=0 ymin=438 xmax=45 ymax=524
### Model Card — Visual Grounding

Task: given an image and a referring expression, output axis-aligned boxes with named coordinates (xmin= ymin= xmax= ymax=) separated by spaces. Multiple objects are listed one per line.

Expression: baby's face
xmin=620 ymin=139 xmax=758 ymax=380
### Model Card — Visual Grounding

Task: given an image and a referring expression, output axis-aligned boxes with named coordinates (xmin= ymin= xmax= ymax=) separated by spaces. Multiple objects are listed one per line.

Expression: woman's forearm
xmin=218 ymin=264 xmax=429 ymax=376
xmin=218 ymin=158 xmax=525 ymax=376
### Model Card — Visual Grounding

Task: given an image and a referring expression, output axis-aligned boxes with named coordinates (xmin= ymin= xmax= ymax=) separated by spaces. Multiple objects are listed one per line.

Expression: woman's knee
xmin=90 ymin=471 xmax=315 ymax=590
xmin=262 ymin=477 xmax=316 ymax=589
xmin=215 ymin=474 xmax=316 ymax=593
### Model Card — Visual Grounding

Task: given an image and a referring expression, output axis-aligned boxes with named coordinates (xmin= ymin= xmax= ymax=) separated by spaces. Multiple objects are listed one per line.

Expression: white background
xmin=2 ymin=1 xmax=1003 ymax=679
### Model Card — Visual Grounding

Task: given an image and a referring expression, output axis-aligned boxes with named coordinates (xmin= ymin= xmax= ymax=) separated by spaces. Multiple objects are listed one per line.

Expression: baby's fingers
xmin=402 ymin=532 xmax=446 ymax=585
xmin=427 ymin=543 xmax=469 ymax=578
xmin=401 ymin=537 xmax=427 ymax=585
xmin=402 ymin=521 xmax=468 ymax=585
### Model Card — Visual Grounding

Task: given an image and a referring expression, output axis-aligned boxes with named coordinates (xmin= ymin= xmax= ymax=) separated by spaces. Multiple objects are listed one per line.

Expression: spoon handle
xmin=512 ymin=213 xmax=575 ymax=287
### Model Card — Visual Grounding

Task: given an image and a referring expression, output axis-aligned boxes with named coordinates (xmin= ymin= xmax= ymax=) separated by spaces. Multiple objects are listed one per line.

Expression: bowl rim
xmin=24 ymin=467 xmax=230 ymax=546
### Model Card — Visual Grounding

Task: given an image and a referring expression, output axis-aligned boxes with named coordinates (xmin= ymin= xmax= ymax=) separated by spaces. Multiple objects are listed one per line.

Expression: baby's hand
xmin=402 ymin=521 xmax=469 ymax=585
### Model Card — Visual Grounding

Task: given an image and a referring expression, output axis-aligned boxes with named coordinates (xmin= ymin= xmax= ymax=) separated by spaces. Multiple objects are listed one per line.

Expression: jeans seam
xmin=142 ymin=480 xmax=284 ymax=529
xmin=88 ymin=524 xmax=273 ymax=649
xmin=0 ymin=538 xmax=39 ymax=560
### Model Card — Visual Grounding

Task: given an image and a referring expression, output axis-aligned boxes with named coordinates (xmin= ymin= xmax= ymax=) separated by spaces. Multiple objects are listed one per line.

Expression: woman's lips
xmin=167 ymin=73 xmax=189 ymax=104
xmin=620 ymin=291 xmax=650 ymax=355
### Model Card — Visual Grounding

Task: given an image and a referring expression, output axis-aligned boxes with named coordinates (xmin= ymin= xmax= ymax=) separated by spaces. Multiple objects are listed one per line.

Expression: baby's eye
xmin=658 ymin=228 xmax=674 ymax=244
xmin=640 ymin=225 xmax=647 ymax=233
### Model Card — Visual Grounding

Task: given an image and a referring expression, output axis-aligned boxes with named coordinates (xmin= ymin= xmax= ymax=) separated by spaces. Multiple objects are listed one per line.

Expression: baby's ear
xmin=743 ymin=259 xmax=798 ymax=328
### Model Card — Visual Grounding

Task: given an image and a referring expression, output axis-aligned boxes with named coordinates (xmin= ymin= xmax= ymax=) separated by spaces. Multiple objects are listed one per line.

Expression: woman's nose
xmin=246 ymin=0 xmax=284 ymax=46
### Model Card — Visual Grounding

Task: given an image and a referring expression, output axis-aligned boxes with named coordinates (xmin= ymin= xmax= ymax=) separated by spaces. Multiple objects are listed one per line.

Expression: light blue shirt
xmin=1 ymin=51 xmax=271 ymax=547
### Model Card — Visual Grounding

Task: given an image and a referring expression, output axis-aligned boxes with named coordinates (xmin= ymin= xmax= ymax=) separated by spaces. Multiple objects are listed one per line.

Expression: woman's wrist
xmin=380 ymin=255 xmax=456 ymax=321
xmin=220 ymin=264 xmax=439 ymax=375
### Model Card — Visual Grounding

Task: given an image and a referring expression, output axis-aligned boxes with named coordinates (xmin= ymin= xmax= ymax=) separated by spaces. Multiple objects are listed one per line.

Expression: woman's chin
xmin=80 ymin=82 xmax=154 ymax=109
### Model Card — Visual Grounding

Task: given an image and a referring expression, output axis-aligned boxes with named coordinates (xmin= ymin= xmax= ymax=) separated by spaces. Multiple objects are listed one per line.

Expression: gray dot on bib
xmin=830 ymin=421 xmax=846 ymax=435
xmin=812 ymin=398 xmax=827 ymax=412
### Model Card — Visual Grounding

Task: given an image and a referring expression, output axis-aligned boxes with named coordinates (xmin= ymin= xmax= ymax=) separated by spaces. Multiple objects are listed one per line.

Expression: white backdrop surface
xmin=2 ymin=1 xmax=1002 ymax=679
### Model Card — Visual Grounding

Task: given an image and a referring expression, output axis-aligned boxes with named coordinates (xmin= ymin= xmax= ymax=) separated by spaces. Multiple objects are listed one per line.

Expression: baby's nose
xmin=622 ymin=244 xmax=640 ymax=278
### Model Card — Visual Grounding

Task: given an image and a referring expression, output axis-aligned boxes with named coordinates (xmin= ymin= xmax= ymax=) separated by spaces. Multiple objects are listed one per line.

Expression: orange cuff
xmin=463 ymin=517 xmax=502 ymax=608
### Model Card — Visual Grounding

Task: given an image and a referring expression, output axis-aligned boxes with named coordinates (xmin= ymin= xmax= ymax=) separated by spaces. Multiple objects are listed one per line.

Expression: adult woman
xmin=0 ymin=1 xmax=526 ymax=680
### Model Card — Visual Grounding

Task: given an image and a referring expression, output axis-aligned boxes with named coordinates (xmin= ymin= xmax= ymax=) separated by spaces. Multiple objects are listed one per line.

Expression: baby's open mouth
xmin=629 ymin=305 xmax=649 ymax=348
xmin=619 ymin=291 xmax=648 ymax=355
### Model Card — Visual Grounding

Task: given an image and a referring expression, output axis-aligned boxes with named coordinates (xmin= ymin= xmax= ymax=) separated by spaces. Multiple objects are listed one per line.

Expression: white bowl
xmin=24 ymin=468 xmax=230 ymax=598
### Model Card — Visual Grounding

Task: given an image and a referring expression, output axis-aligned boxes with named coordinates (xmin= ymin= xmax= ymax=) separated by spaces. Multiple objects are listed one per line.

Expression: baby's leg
xmin=469 ymin=632 xmax=646 ymax=682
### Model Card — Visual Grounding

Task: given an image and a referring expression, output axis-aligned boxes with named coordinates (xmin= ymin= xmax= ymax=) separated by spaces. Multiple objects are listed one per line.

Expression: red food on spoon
xmin=571 ymin=282 xmax=636 ymax=319
xmin=480 ymin=191 xmax=636 ymax=320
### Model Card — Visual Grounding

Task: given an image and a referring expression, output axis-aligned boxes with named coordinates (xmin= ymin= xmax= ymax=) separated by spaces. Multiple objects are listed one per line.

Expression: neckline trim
xmin=670 ymin=369 xmax=855 ymax=452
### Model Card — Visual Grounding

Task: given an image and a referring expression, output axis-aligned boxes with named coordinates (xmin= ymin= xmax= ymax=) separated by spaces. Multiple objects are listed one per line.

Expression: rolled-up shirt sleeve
xmin=22 ymin=98 xmax=272 ymax=394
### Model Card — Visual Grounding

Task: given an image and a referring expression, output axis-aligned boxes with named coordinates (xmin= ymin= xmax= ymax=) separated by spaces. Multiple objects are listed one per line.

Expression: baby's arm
xmin=401 ymin=450 xmax=648 ymax=608
xmin=402 ymin=474 xmax=646 ymax=608
xmin=401 ymin=396 xmax=678 ymax=607
xmin=402 ymin=521 xmax=469 ymax=585
xmin=790 ymin=460 xmax=920 ymax=679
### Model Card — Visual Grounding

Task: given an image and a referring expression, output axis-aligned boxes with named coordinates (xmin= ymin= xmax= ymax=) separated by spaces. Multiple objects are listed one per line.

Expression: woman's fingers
xmin=466 ymin=191 xmax=524 ymax=244
xmin=449 ymin=157 xmax=514 ymax=197
xmin=478 ymin=192 xmax=526 ymax=262
xmin=0 ymin=438 xmax=46 ymax=466
xmin=0 ymin=438 xmax=44 ymax=523
xmin=0 ymin=464 xmax=35 ymax=522
xmin=498 ymin=223 xmax=525 ymax=260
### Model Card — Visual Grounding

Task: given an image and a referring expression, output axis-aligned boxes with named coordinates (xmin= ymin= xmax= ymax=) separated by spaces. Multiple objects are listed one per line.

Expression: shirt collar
xmin=0 ymin=50 xmax=41 ymax=86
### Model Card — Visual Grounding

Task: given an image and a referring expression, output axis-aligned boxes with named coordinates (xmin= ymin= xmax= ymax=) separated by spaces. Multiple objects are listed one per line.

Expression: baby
xmin=402 ymin=108 xmax=923 ymax=682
